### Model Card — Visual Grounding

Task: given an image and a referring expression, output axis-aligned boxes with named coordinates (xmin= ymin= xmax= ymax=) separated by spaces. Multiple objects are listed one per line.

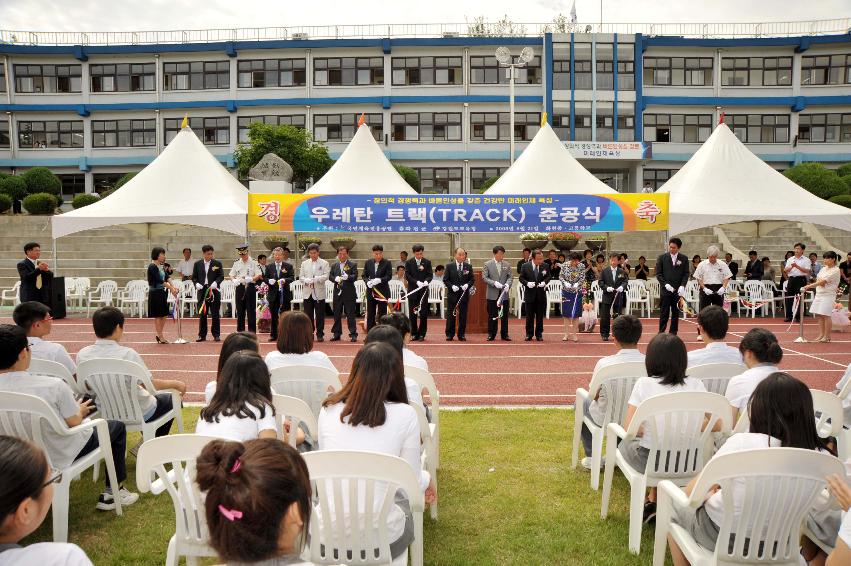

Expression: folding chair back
xmin=687 ymin=362 xmax=747 ymax=396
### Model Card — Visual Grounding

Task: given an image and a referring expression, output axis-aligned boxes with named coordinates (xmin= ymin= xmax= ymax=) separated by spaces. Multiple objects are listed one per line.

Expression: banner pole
xmin=173 ymin=289 xmax=188 ymax=345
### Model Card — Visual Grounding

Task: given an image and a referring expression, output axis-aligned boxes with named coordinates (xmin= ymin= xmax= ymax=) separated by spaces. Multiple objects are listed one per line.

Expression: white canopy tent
xmin=658 ymin=123 xmax=851 ymax=236
xmin=51 ymin=125 xmax=248 ymax=241
xmin=484 ymin=122 xmax=617 ymax=195
xmin=305 ymin=123 xmax=417 ymax=195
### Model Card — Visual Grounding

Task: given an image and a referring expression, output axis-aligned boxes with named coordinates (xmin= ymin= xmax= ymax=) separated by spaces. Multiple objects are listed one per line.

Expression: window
xmin=553 ymin=113 xmax=570 ymax=140
xmin=618 ymin=103 xmax=635 ymax=142
xmin=391 ymin=56 xmax=462 ymax=85
xmin=726 ymin=114 xmax=790 ymax=143
xmin=237 ymin=115 xmax=306 ymax=143
xmin=643 ymin=113 xmax=712 ymax=143
xmin=798 ymin=113 xmax=851 ymax=143
xmin=596 ymin=101 xmax=614 ymax=141
xmin=163 ymin=61 xmax=229 ymax=90
xmin=18 ymin=120 xmax=84 ymax=148
xmin=553 ymin=45 xmax=570 ymax=90
xmin=470 ymin=112 xmax=540 ymax=141
xmin=93 ymin=173 xmax=129 ymax=194
xmin=469 ymin=55 xmax=542 ymax=85
xmin=164 ymin=117 xmax=229 ymax=145
xmin=573 ymin=42 xmax=592 ymax=90
xmin=470 ymin=167 xmax=507 ymax=193
xmin=314 ymin=57 xmax=384 ymax=86
xmin=617 ymin=43 xmax=635 ymax=91
xmin=720 ymin=57 xmax=792 ymax=87
xmin=313 ymin=113 xmax=383 ymax=142
xmin=0 ymin=63 xmax=5 ymax=93
xmin=801 ymin=54 xmax=851 ymax=85
xmin=57 ymin=174 xmax=85 ymax=199
xmin=0 ymin=116 xmax=8 ymax=148
xmin=642 ymin=57 xmax=713 ymax=86
xmin=643 ymin=168 xmax=678 ymax=190
xmin=90 ymin=63 xmax=155 ymax=92
xmin=92 ymin=119 xmax=156 ymax=147
xmin=413 ymin=167 xmax=463 ymax=194
xmin=237 ymin=59 xmax=306 ymax=88
xmin=574 ymin=102 xmax=592 ymax=141
xmin=596 ymin=43 xmax=614 ymax=90
xmin=14 ymin=64 xmax=82 ymax=93
xmin=390 ymin=113 xmax=462 ymax=141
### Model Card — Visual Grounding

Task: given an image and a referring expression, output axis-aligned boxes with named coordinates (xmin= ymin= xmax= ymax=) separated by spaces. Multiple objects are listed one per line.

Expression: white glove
xmin=717 ymin=287 xmax=726 ymax=295
xmin=210 ymin=281 xmax=218 ymax=291
xmin=618 ymin=286 xmax=624 ymax=292
xmin=268 ymin=278 xmax=276 ymax=286
xmin=461 ymin=284 xmax=469 ymax=291
xmin=452 ymin=285 xmax=460 ymax=292
xmin=677 ymin=286 xmax=685 ymax=296
xmin=341 ymin=272 xmax=349 ymax=280
xmin=418 ymin=280 xmax=427 ymax=288
xmin=664 ymin=284 xmax=674 ymax=293
xmin=195 ymin=282 xmax=203 ymax=290
xmin=334 ymin=276 xmax=342 ymax=284
xmin=366 ymin=279 xmax=375 ymax=289
xmin=370 ymin=277 xmax=381 ymax=286
xmin=562 ymin=281 xmax=570 ymax=289
xmin=606 ymin=286 xmax=614 ymax=293
xmin=243 ymin=276 xmax=253 ymax=285
xmin=304 ymin=277 xmax=314 ymax=285
xmin=526 ymin=281 xmax=535 ymax=289
xmin=537 ymin=282 xmax=546 ymax=288
xmin=572 ymin=283 xmax=580 ymax=291
xmin=703 ymin=287 xmax=713 ymax=296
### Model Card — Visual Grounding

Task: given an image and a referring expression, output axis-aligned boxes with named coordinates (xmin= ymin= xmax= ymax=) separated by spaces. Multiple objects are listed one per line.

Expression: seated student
xmin=196 ymin=438 xmax=316 ymax=566
xmin=0 ymin=325 xmax=137 ymax=511
xmin=724 ymin=328 xmax=782 ymax=423
xmin=76 ymin=307 xmax=185 ymax=439
xmin=818 ymin=474 xmax=851 ymax=566
xmin=265 ymin=311 xmax=336 ymax=373
xmin=0 ymin=436 xmax=94 ymax=565
xmin=364 ymin=323 xmax=428 ymax=418
xmin=687 ymin=306 xmax=743 ymax=367
xmin=835 ymin=363 xmax=851 ymax=426
xmin=13 ymin=301 xmax=76 ymax=376
xmin=318 ymin=343 xmax=436 ymax=562
xmin=580 ymin=315 xmax=645 ymax=470
xmin=204 ymin=331 xmax=259 ymax=405
xmin=379 ymin=312 xmax=429 ymax=372
xmin=667 ymin=373 xmax=833 ymax=566
xmin=620 ymin=332 xmax=707 ymax=523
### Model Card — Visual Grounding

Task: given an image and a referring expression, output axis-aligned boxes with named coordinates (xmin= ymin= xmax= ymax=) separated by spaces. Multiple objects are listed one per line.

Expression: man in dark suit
xmin=362 ymin=244 xmax=393 ymax=332
xmin=264 ymin=246 xmax=295 ymax=341
xmin=516 ymin=247 xmax=531 ymax=275
xmin=744 ymin=250 xmax=764 ymax=281
xmin=329 ymin=246 xmax=358 ymax=342
xmin=599 ymin=253 xmax=630 ymax=341
xmin=191 ymin=244 xmax=224 ymax=342
xmin=405 ymin=244 xmax=433 ymax=341
xmin=519 ymin=249 xmax=551 ymax=341
xmin=656 ymin=237 xmax=690 ymax=335
xmin=17 ymin=242 xmax=52 ymax=305
xmin=725 ymin=253 xmax=739 ymax=280
xmin=443 ymin=247 xmax=475 ymax=341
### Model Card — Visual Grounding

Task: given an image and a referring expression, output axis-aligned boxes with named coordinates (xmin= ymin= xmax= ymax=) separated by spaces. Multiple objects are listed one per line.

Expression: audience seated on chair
xmin=835 ymin=363 xmax=851 ymax=426
xmin=76 ymin=307 xmax=186 ymax=440
xmin=686 ymin=306 xmax=743 ymax=367
xmin=13 ymin=301 xmax=76 ymax=376
xmin=723 ymin=328 xmax=782 ymax=423
xmin=204 ymin=332 xmax=259 ymax=404
xmin=196 ymin=438 xmax=316 ymax=566
xmin=318 ymin=342 xmax=436 ymax=561
xmin=580 ymin=315 xmax=645 ymax=470
xmin=0 ymin=436 xmax=94 ymax=565
xmin=265 ymin=311 xmax=336 ymax=373
xmin=0 ymin=324 xmax=138 ymax=512
xmin=379 ymin=312 xmax=430 ymax=373
xmin=807 ymin=473 xmax=851 ymax=566
xmin=371 ymin=315 xmax=428 ymax=413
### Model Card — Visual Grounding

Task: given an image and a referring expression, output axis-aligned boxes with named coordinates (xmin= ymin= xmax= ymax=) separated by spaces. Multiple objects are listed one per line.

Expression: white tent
xmin=305 ymin=123 xmax=417 ymax=195
xmin=52 ymin=126 xmax=248 ymax=240
xmin=484 ymin=122 xmax=617 ymax=195
xmin=659 ymin=123 xmax=851 ymax=236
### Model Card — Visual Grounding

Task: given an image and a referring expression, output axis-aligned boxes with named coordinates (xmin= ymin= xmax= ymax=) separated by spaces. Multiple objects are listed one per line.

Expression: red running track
xmin=5 ymin=315 xmax=849 ymax=407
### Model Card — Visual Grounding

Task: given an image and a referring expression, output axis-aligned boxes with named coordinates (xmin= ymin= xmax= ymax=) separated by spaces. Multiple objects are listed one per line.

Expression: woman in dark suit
xmin=148 ymin=246 xmax=179 ymax=344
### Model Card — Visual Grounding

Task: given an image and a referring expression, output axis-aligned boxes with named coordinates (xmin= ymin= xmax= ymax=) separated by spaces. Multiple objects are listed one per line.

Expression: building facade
xmin=1 ymin=26 xmax=850 ymax=199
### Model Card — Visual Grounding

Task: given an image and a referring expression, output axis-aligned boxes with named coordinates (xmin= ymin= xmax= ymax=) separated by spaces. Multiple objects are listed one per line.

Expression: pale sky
xmin=1 ymin=0 xmax=849 ymax=32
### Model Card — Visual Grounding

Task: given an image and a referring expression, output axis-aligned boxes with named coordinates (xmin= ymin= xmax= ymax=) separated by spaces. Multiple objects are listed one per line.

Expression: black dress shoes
xmin=196 ymin=337 xmax=206 ymax=342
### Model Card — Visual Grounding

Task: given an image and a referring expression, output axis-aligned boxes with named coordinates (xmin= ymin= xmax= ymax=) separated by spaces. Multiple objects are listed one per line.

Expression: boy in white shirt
xmin=687 ymin=306 xmax=744 ymax=367
xmin=13 ymin=301 xmax=76 ymax=376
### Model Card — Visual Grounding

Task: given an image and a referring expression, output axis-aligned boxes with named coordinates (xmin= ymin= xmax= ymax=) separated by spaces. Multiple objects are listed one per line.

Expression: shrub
xmin=0 ymin=194 xmax=11 ymax=213
xmin=0 ymin=175 xmax=28 ymax=200
xmin=114 ymin=172 xmax=137 ymax=190
xmin=98 ymin=188 xmax=114 ymax=199
xmin=23 ymin=192 xmax=58 ymax=215
xmin=72 ymin=193 xmax=101 ymax=209
xmin=841 ymin=174 xmax=851 ymax=193
xmin=829 ymin=194 xmax=851 ymax=209
xmin=22 ymin=167 xmax=61 ymax=195
xmin=783 ymin=163 xmax=847 ymax=200
xmin=479 ymin=176 xmax=499 ymax=191
xmin=837 ymin=163 xmax=851 ymax=177
xmin=392 ymin=163 xmax=421 ymax=192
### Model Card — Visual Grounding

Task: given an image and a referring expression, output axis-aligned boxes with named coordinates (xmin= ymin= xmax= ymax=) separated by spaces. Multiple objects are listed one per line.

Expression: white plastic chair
xmin=272 ymin=393 xmax=317 ymax=449
xmin=653 ymin=448 xmax=844 ymax=566
xmin=741 ymin=281 xmax=766 ymax=318
xmin=733 ymin=388 xmax=844 ymax=440
xmin=591 ymin=280 xmax=603 ymax=315
xmin=2 ymin=281 xmax=21 ymax=306
xmin=428 ymin=279 xmax=445 ymax=319
xmin=219 ymin=279 xmax=236 ymax=317
xmin=77 ymin=358 xmax=184 ymax=441
xmin=513 ymin=281 xmax=526 ymax=318
xmin=324 ymin=280 xmax=335 ymax=310
xmin=355 ymin=279 xmax=367 ymax=315
xmin=571 ymin=361 xmax=648 ymax=490
xmin=682 ymin=280 xmax=700 ymax=318
xmin=646 ymin=279 xmax=660 ymax=311
xmin=86 ymin=280 xmax=118 ymax=316
xmin=601 ymin=391 xmax=733 ymax=554
xmin=545 ymin=280 xmax=562 ymax=319
xmin=290 ymin=280 xmax=305 ymax=310
xmin=269 ymin=365 xmax=342 ymax=421
xmin=686 ymin=362 xmax=747 ymax=396
xmin=136 ymin=434 xmax=219 ymax=566
xmin=389 ymin=279 xmax=408 ymax=315
xmin=118 ymin=280 xmax=148 ymax=318
xmin=626 ymin=280 xmax=651 ymax=318
xmin=177 ymin=280 xmax=198 ymax=317
xmin=63 ymin=277 xmax=79 ymax=311
xmin=404 ymin=365 xmax=441 ymax=469
xmin=0 ymin=391 xmax=122 ymax=542
xmin=410 ymin=401 xmax=438 ymax=520
xmin=302 ymin=450 xmax=425 ymax=566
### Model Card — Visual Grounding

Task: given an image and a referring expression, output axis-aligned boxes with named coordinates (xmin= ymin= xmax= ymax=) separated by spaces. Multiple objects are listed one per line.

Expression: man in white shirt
xmin=688 ymin=306 xmax=744 ymax=367
xmin=783 ymin=242 xmax=812 ymax=322
xmin=13 ymin=301 xmax=76 ymax=375
xmin=0 ymin=324 xmax=138 ymax=511
xmin=581 ymin=315 xmax=645 ymax=469
xmin=299 ymin=243 xmax=330 ymax=342
xmin=175 ymin=248 xmax=194 ymax=280
xmin=693 ymin=247 xmax=732 ymax=342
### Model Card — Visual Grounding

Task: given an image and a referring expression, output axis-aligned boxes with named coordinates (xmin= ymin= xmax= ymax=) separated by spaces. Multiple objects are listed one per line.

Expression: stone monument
xmin=248 ymin=153 xmax=294 ymax=194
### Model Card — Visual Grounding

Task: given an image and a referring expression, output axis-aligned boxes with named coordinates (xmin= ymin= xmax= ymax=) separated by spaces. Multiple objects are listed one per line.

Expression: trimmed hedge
xmin=0 ymin=194 xmax=11 ymax=213
xmin=23 ymin=192 xmax=58 ymax=215
xmin=0 ymin=175 xmax=28 ymax=200
xmin=22 ymin=167 xmax=62 ymax=195
xmin=841 ymin=174 xmax=851 ymax=193
xmin=72 ymin=193 xmax=101 ymax=209
xmin=837 ymin=163 xmax=851 ymax=177
xmin=829 ymin=194 xmax=851 ymax=209
xmin=783 ymin=163 xmax=847 ymax=200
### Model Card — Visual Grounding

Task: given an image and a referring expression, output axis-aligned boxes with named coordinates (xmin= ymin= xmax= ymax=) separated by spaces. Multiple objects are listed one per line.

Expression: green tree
xmin=72 ymin=193 xmax=101 ymax=209
xmin=829 ymin=194 xmax=851 ymax=208
xmin=22 ymin=167 xmax=61 ymax=195
xmin=114 ymin=172 xmax=137 ymax=190
xmin=479 ymin=176 xmax=500 ymax=191
xmin=234 ymin=123 xmax=333 ymax=185
xmin=22 ymin=193 xmax=58 ymax=215
xmin=783 ymin=163 xmax=847 ymax=200
xmin=841 ymin=174 xmax=851 ymax=193
xmin=392 ymin=163 xmax=421 ymax=192
xmin=836 ymin=163 xmax=851 ymax=177
xmin=0 ymin=194 xmax=11 ymax=213
xmin=0 ymin=176 xmax=28 ymax=201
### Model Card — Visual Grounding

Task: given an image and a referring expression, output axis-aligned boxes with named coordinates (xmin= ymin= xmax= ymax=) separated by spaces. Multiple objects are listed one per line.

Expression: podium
xmin=46 ymin=275 xmax=67 ymax=319
xmin=463 ymin=271 xmax=490 ymax=334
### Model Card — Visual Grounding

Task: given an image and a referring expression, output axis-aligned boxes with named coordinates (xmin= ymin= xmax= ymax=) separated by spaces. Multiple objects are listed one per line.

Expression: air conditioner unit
xmin=292 ymin=32 xmax=309 ymax=40
xmin=442 ymin=31 xmax=460 ymax=38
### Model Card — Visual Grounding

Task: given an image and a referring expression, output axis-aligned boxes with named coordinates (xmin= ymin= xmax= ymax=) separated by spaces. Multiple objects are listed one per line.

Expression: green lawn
xmin=25 ymin=408 xmax=661 ymax=565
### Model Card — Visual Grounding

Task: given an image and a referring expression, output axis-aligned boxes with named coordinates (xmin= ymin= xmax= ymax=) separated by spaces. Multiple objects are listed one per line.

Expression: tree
xmin=22 ymin=167 xmax=61 ymax=195
xmin=836 ymin=162 xmax=851 ymax=177
xmin=829 ymin=194 xmax=851 ymax=209
xmin=466 ymin=15 xmax=527 ymax=37
xmin=392 ymin=163 xmax=421 ymax=192
xmin=114 ymin=172 xmax=137 ymax=190
xmin=479 ymin=176 xmax=500 ymax=191
xmin=22 ymin=193 xmax=58 ymax=215
xmin=0 ymin=176 xmax=28 ymax=201
xmin=783 ymin=163 xmax=847 ymax=200
xmin=234 ymin=122 xmax=333 ymax=185
xmin=841 ymin=174 xmax=851 ymax=194
xmin=72 ymin=193 xmax=101 ymax=209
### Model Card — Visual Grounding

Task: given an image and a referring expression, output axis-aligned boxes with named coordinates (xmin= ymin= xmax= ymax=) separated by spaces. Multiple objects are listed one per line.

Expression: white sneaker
xmin=580 ymin=457 xmax=605 ymax=470
xmin=96 ymin=486 xmax=139 ymax=511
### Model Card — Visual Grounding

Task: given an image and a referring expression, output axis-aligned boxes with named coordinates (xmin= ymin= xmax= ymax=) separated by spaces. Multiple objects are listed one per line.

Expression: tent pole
xmin=53 ymin=238 xmax=58 ymax=273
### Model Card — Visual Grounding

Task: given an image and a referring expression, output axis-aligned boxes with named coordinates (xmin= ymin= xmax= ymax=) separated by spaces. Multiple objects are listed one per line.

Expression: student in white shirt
xmin=724 ymin=328 xmax=783 ymax=423
xmin=580 ymin=314 xmax=645 ymax=469
xmin=687 ymin=306 xmax=743 ymax=367
xmin=196 ymin=438 xmax=316 ymax=566
xmin=666 ymin=373 xmax=833 ymax=566
xmin=265 ymin=311 xmax=336 ymax=374
xmin=379 ymin=312 xmax=430 ymax=373
xmin=13 ymin=301 xmax=76 ymax=376
xmin=204 ymin=331 xmax=259 ymax=404
xmin=318 ymin=342 xmax=436 ymax=560
xmin=366 ymin=318 xmax=428 ymax=418
xmin=0 ymin=436 xmax=94 ymax=565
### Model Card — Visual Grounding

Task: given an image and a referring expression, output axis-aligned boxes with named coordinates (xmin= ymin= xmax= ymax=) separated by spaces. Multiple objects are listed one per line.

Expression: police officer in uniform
xmin=229 ymin=244 xmax=263 ymax=333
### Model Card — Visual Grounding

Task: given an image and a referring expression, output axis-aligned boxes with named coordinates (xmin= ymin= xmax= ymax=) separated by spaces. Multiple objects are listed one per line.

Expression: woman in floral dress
xmin=560 ymin=251 xmax=585 ymax=342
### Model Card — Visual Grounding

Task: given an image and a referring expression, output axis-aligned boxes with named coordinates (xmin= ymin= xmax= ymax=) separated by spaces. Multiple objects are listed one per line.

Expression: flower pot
xmin=584 ymin=239 xmax=606 ymax=252
xmin=552 ymin=238 xmax=580 ymax=251
xmin=330 ymin=238 xmax=357 ymax=251
xmin=521 ymin=239 xmax=549 ymax=250
xmin=262 ymin=236 xmax=288 ymax=251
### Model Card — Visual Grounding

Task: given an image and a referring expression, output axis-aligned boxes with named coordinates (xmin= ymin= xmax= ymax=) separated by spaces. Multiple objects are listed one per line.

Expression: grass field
xmin=25 ymin=408 xmax=660 ymax=565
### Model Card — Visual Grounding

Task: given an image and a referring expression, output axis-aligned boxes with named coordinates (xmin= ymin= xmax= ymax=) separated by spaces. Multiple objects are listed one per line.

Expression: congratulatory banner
xmin=248 ymin=193 xmax=668 ymax=233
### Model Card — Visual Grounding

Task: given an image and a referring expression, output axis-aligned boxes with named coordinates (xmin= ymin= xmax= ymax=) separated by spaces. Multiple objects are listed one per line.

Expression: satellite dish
xmin=518 ymin=46 xmax=535 ymax=64
xmin=495 ymin=46 xmax=512 ymax=66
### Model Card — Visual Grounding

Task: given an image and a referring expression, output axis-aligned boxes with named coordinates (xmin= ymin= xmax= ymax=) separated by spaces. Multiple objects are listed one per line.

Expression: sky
xmin=1 ymin=0 xmax=849 ymax=32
